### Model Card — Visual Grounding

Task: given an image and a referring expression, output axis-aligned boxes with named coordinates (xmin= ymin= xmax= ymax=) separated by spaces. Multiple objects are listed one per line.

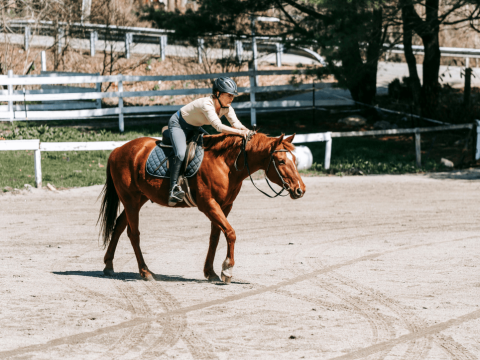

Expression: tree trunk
xmin=400 ymin=0 xmax=422 ymax=112
xmin=420 ymin=31 xmax=441 ymax=117
xmin=340 ymin=7 xmax=383 ymax=105
xmin=361 ymin=7 xmax=383 ymax=104
xmin=419 ymin=0 xmax=441 ymax=118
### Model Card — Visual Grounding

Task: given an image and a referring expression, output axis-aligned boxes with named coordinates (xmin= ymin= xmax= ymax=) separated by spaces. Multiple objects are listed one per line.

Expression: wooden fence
xmin=0 ymin=69 xmax=336 ymax=131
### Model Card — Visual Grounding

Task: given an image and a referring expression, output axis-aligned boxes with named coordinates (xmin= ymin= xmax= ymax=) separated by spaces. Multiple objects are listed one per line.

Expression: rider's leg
xmin=168 ymin=114 xmax=187 ymax=206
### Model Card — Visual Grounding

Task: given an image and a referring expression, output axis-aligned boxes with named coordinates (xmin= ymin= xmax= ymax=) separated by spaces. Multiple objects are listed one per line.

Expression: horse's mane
xmin=203 ymin=132 xmax=295 ymax=158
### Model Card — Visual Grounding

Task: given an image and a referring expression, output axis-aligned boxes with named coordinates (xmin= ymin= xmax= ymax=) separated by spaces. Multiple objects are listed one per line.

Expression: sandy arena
xmin=0 ymin=173 xmax=480 ymax=359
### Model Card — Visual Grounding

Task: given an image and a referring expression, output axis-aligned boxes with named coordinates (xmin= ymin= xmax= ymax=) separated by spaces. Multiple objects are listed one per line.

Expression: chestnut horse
xmin=98 ymin=132 xmax=306 ymax=283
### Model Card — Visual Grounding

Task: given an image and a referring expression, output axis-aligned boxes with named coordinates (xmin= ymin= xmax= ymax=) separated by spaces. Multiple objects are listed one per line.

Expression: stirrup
xmin=168 ymin=185 xmax=185 ymax=206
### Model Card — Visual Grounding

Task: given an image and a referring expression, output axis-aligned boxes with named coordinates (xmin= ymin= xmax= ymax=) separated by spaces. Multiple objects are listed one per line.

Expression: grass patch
xmin=0 ymin=150 xmax=112 ymax=189
xmin=297 ymin=137 xmax=450 ymax=176
xmin=0 ymin=124 xmax=163 ymax=189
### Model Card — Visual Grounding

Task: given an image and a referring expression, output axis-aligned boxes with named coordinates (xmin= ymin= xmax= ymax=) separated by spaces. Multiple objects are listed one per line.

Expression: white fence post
xmin=235 ymin=40 xmax=243 ymax=64
xmin=95 ymin=74 xmax=101 ymax=109
xmin=118 ymin=75 xmax=124 ymax=133
xmin=7 ymin=70 xmax=13 ymax=123
xmin=275 ymin=43 xmax=283 ymax=67
xmin=249 ymin=73 xmax=256 ymax=126
xmin=125 ymin=33 xmax=133 ymax=59
xmin=324 ymin=132 xmax=332 ymax=170
xmin=250 ymin=17 xmax=258 ymax=86
xmin=24 ymin=26 xmax=31 ymax=51
xmin=415 ymin=129 xmax=421 ymax=167
xmin=57 ymin=27 xmax=64 ymax=55
xmin=198 ymin=38 xmax=204 ymax=64
xmin=41 ymin=51 xmax=47 ymax=71
xmin=90 ymin=31 xmax=97 ymax=56
xmin=34 ymin=149 xmax=42 ymax=188
xmin=159 ymin=35 xmax=167 ymax=61
xmin=475 ymin=120 xmax=480 ymax=161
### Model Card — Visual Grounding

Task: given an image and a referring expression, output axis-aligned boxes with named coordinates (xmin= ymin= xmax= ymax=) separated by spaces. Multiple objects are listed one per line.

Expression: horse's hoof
xmin=103 ymin=267 xmax=115 ymax=276
xmin=143 ymin=273 xmax=155 ymax=281
xmin=221 ymin=273 xmax=232 ymax=284
xmin=206 ymin=273 xmax=221 ymax=282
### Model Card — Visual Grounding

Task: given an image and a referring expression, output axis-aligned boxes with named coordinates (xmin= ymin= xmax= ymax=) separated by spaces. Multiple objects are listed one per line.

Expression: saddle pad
xmin=145 ymin=143 xmax=204 ymax=179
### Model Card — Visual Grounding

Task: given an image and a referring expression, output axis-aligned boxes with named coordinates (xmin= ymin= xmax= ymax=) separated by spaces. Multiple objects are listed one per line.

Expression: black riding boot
xmin=168 ymin=157 xmax=185 ymax=206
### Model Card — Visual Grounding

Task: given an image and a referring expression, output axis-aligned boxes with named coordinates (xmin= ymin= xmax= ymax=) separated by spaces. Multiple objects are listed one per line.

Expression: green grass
xmin=0 ymin=124 xmax=163 ymax=189
xmin=1 ymin=150 xmax=112 ymax=189
xmin=298 ymin=137 xmax=447 ymax=176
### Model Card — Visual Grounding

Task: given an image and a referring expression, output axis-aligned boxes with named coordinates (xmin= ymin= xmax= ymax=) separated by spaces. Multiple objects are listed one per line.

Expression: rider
xmin=167 ymin=77 xmax=250 ymax=206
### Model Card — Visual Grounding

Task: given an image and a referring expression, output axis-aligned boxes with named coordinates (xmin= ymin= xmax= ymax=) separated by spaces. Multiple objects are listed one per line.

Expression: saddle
xmin=145 ymin=126 xmax=204 ymax=207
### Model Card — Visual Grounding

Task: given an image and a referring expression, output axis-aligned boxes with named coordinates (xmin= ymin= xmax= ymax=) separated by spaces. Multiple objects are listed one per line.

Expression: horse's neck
xmin=229 ymin=145 xmax=270 ymax=183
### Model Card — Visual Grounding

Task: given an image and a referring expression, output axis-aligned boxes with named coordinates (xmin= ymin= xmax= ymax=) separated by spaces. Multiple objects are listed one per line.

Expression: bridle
xmin=234 ymin=132 xmax=291 ymax=198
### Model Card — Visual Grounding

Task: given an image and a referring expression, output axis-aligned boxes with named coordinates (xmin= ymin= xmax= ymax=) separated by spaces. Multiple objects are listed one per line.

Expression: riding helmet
xmin=213 ymin=77 xmax=238 ymax=96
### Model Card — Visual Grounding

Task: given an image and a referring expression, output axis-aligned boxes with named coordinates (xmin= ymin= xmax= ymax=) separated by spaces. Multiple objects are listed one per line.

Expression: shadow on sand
xmin=52 ymin=271 xmax=249 ymax=285
xmin=426 ymin=169 xmax=480 ymax=181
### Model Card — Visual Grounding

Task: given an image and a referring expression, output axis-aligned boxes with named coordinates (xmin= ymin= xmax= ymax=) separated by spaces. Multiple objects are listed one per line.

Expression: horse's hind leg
xmin=103 ymin=210 xmax=128 ymax=276
xmin=124 ymin=197 xmax=154 ymax=281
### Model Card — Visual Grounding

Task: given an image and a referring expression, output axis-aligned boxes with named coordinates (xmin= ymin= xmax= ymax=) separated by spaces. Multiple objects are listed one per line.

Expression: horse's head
xmin=265 ymin=134 xmax=306 ymax=199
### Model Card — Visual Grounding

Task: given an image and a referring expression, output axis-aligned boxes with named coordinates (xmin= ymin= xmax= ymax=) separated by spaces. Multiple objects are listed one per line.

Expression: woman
xmin=167 ymin=77 xmax=250 ymax=206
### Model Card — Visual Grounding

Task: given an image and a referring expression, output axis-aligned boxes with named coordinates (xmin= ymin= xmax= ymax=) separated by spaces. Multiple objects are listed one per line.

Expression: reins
xmin=234 ymin=132 xmax=290 ymax=198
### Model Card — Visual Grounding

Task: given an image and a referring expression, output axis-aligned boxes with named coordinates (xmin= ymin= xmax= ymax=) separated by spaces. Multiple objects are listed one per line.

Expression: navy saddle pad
xmin=146 ymin=142 xmax=204 ymax=179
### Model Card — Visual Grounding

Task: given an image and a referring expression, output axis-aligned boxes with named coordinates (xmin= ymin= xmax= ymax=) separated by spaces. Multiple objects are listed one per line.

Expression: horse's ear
xmin=274 ymin=134 xmax=284 ymax=148
xmin=284 ymin=134 xmax=295 ymax=143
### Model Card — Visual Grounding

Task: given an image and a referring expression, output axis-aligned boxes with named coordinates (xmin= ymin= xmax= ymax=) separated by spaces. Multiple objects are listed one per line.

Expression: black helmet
xmin=213 ymin=77 xmax=238 ymax=96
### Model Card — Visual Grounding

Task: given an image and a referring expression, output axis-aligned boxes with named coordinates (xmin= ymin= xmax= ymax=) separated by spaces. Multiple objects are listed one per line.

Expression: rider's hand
xmin=239 ymin=129 xmax=250 ymax=139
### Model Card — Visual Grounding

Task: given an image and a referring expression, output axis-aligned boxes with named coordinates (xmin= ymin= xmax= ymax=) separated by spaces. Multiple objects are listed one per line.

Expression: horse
xmin=97 ymin=132 xmax=306 ymax=283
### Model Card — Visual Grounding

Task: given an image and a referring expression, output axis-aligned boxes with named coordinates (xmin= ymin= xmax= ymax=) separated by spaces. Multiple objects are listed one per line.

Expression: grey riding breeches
xmin=168 ymin=111 xmax=200 ymax=162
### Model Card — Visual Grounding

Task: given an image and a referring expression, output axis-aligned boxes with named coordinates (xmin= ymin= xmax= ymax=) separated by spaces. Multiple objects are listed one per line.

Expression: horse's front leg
xmin=201 ymin=200 xmax=236 ymax=284
xmin=204 ymin=204 xmax=233 ymax=282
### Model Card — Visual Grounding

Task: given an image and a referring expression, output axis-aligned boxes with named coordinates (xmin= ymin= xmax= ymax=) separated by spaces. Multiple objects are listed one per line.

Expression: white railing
xmin=2 ymin=122 xmax=477 ymax=189
xmin=386 ymin=44 xmax=480 ymax=67
xmin=5 ymin=20 xmax=323 ymax=65
xmin=0 ymin=69 xmax=338 ymax=131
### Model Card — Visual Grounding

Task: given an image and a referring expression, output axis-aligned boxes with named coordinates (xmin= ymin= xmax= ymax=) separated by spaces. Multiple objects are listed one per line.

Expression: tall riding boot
xmin=168 ymin=157 xmax=185 ymax=206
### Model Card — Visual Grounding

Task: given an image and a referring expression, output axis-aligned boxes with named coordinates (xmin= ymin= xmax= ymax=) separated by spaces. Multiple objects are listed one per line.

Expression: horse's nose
xmin=295 ymin=188 xmax=303 ymax=197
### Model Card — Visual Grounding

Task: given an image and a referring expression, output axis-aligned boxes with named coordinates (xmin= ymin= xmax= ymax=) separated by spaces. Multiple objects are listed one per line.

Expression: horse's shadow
xmin=52 ymin=271 xmax=249 ymax=285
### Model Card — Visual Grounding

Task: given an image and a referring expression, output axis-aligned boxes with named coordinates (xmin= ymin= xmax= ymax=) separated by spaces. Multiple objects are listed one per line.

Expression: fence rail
xmin=0 ymin=69 xmax=332 ymax=130
xmin=4 ymin=19 xmax=323 ymax=65
xmin=1 ymin=122 xmax=478 ymax=189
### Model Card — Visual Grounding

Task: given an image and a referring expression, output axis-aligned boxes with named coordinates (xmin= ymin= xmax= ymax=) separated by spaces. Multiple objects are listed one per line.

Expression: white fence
xmin=387 ymin=44 xmax=480 ymax=67
xmin=0 ymin=69 xmax=334 ymax=130
xmin=2 ymin=122 xmax=478 ymax=189
xmin=5 ymin=19 xmax=323 ymax=65
xmin=0 ymin=133 xmax=332 ymax=188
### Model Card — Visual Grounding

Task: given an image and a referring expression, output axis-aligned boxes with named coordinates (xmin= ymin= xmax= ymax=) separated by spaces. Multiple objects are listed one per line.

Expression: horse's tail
xmin=97 ymin=162 xmax=120 ymax=249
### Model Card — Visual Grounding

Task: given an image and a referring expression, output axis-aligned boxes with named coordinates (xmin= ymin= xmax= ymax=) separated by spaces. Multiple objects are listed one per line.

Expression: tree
xmin=148 ymin=0 xmax=398 ymax=105
xmin=399 ymin=0 xmax=480 ymax=117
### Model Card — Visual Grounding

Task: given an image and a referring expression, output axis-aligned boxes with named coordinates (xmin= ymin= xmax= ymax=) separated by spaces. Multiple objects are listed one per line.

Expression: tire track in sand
xmin=4 ymin=235 xmax=479 ymax=359
xmin=98 ymin=274 xmax=153 ymax=359
xmin=295 ymin=237 xmax=476 ymax=360
xmin=280 ymin=243 xmax=395 ymax=360
xmin=109 ymin=250 xmax=218 ymax=359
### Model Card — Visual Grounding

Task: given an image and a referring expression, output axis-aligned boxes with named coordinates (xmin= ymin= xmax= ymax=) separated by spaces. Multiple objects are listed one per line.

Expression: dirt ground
xmin=0 ymin=173 xmax=480 ymax=360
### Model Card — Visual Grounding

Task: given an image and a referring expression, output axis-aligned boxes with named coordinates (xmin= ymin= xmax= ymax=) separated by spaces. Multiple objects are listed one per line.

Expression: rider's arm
xmin=225 ymin=107 xmax=249 ymax=131
xmin=201 ymin=100 xmax=247 ymax=136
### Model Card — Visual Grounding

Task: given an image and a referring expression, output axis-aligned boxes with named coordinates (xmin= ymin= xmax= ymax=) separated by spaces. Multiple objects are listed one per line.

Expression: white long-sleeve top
xmin=179 ymin=96 xmax=245 ymax=132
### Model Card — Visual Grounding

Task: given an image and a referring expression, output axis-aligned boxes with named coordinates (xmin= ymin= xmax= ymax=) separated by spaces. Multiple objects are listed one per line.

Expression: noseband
xmin=234 ymin=132 xmax=290 ymax=198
